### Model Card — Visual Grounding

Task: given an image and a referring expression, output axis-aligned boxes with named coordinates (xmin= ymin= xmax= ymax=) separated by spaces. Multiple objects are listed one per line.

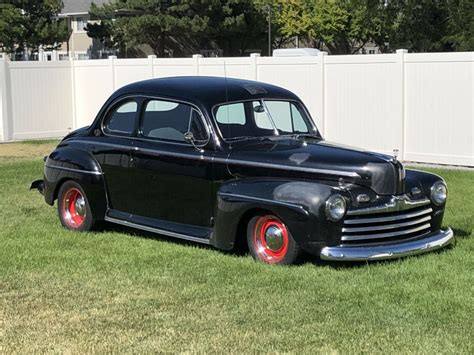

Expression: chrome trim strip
xmin=69 ymin=139 xmax=359 ymax=178
xmin=321 ymin=228 xmax=454 ymax=261
xmin=342 ymin=215 xmax=432 ymax=233
xmin=224 ymin=159 xmax=360 ymax=178
xmin=219 ymin=192 xmax=309 ymax=216
xmin=341 ymin=223 xmax=431 ymax=241
xmin=344 ymin=207 xmax=433 ymax=225
xmin=69 ymin=140 xmax=215 ymax=162
xmin=69 ymin=140 xmax=128 ymax=151
xmin=347 ymin=197 xmax=430 ymax=215
xmin=104 ymin=216 xmax=211 ymax=245
xmin=45 ymin=164 xmax=102 ymax=175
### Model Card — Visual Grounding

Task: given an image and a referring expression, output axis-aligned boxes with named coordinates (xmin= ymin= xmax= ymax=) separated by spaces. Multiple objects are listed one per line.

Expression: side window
xmin=104 ymin=101 xmax=138 ymax=136
xmin=215 ymin=103 xmax=246 ymax=125
xmin=141 ymin=99 xmax=208 ymax=144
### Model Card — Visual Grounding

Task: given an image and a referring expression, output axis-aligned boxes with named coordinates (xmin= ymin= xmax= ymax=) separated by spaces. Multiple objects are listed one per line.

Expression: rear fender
xmin=43 ymin=147 xmax=107 ymax=220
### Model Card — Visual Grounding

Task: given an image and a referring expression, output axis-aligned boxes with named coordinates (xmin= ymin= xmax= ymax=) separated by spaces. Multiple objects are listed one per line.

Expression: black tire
xmin=247 ymin=214 xmax=300 ymax=265
xmin=57 ymin=180 xmax=95 ymax=232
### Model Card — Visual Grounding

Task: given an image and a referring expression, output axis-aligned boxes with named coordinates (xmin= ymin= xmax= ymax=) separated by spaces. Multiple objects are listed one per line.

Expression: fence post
xmin=109 ymin=55 xmax=117 ymax=90
xmin=69 ymin=57 xmax=77 ymax=131
xmin=319 ymin=51 xmax=327 ymax=137
xmin=192 ymin=54 xmax=202 ymax=75
xmin=396 ymin=49 xmax=408 ymax=161
xmin=250 ymin=53 xmax=260 ymax=80
xmin=148 ymin=55 xmax=156 ymax=78
xmin=0 ymin=57 xmax=13 ymax=141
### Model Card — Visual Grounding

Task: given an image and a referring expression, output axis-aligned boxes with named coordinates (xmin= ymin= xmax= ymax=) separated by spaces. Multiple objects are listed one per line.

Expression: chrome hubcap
xmin=62 ymin=188 xmax=86 ymax=228
xmin=75 ymin=196 xmax=86 ymax=217
xmin=264 ymin=225 xmax=284 ymax=251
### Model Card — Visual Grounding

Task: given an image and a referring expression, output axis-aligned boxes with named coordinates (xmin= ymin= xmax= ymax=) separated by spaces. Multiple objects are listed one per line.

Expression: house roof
xmin=61 ymin=0 xmax=108 ymax=15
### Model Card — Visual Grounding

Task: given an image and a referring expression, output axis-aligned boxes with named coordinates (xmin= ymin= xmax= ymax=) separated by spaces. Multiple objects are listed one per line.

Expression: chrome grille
xmin=342 ymin=203 xmax=432 ymax=244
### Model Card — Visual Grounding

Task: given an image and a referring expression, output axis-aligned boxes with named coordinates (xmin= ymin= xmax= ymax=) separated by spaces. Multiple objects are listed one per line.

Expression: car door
xmin=91 ymin=99 xmax=138 ymax=214
xmin=127 ymin=98 xmax=215 ymax=229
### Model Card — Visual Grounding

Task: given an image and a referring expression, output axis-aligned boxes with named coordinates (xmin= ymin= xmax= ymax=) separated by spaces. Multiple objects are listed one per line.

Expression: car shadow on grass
xmin=451 ymin=227 xmax=472 ymax=238
xmin=99 ymin=222 xmax=460 ymax=269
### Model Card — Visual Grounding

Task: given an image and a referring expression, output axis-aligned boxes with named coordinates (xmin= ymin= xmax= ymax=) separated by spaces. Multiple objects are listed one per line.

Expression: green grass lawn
xmin=0 ymin=142 xmax=473 ymax=353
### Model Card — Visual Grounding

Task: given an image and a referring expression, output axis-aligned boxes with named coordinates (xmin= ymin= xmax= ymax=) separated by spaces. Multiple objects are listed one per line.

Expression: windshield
xmin=213 ymin=100 xmax=319 ymax=141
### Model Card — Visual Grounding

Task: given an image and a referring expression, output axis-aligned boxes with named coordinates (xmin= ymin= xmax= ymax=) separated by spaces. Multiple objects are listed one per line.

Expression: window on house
xmin=75 ymin=17 xmax=88 ymax=31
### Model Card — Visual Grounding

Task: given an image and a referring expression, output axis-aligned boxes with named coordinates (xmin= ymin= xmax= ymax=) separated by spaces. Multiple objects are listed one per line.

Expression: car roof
xmin=111 ymin=76 xmax=300 ymax=110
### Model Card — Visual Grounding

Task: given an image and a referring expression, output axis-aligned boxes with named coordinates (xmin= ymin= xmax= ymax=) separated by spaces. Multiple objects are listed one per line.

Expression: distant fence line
xmin=0 ymin=51 xmax=472 ymax=166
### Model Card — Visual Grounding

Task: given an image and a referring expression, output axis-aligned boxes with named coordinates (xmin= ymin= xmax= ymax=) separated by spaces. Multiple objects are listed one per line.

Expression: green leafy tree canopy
xmin=88 ymin=0 xmax=268 ymax=57
xmin=0 ymin=0 xmax=69 ymax=56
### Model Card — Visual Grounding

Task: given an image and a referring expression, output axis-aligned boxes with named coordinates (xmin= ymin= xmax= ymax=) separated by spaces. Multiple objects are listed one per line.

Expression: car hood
xmin=226 ymin=138 xmax=405 ymax=196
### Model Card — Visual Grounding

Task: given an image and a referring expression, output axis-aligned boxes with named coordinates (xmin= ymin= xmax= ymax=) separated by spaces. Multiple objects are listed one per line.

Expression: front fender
xmin=212 ymin=178 xmax=345 ymax=253
xmin=43 ymin=147 xmax=107 ymax=220
xmin=405 ymin=169 xmax=446 ymax=230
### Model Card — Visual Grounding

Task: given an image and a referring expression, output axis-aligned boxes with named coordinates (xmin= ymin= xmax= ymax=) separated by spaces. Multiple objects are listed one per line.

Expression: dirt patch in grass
xmin=0 ymin=140 xmax=59 ymax=159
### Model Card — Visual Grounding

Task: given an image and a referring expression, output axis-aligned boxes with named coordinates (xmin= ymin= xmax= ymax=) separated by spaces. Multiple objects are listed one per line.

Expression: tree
xmin=260 ymin=0 xmax=473 ymax=54
xmin=88 ymin=0 xmax=268 ymax=57
xmin=0 ymin=0 xmax=69 ymax=57
xmin=443 ymin=0 xmax=473 ymax=51
xmin=0 ymin=3 xmax=25 ymax=54
xmin=381 ymin=0 xmax=451 ymax=52
xmin=88 ymin=0 xmax=210 ymax=57
xmin=256 ymin=0 xmax=385 ymax=54
xmin=203 ymin=0 xmax=268 ymax=56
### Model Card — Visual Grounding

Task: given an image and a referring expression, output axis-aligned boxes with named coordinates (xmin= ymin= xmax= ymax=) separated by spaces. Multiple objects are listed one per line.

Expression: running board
xmin=104 ymin=216 xmax=211 ymax=245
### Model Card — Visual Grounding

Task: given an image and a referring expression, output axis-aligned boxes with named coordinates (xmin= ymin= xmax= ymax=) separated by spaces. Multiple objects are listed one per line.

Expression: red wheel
xmin=62 ymin=187 xmax=86 ymax=228
xmin=247 ymin=214 xmax=300 ymax=265
xmin=57 ymin=181 xmax=95 ymax=231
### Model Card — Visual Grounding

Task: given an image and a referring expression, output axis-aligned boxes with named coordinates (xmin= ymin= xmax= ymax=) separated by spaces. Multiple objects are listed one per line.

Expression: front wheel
xmin=57 ymin=181 xmax=95 ymax=231
xmin=247 ymin=215 xmax=300 ymax=265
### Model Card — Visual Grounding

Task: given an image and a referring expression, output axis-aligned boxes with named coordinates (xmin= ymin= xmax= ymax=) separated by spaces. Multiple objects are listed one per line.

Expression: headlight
xmin=430 ymin=181 xmax=447 ymax=206
xmin=326 ymin=194 xmax=346 ymax=221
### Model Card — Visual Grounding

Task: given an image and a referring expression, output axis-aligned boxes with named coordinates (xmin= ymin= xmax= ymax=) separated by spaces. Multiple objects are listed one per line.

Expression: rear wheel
xmin=57 ymin=181 xmax=95 ymax=231
xmin=247 ymin=215 xmax=300 ymax=265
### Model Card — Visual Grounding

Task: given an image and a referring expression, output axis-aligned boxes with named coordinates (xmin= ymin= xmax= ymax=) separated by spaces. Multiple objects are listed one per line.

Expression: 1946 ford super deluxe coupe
xmin=31 ymin=76 xmax=454 ymax=265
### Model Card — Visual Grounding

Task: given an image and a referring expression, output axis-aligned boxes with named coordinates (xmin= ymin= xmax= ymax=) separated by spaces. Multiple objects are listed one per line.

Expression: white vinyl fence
xmin=0 ymin=51 xmax=473 ymax=166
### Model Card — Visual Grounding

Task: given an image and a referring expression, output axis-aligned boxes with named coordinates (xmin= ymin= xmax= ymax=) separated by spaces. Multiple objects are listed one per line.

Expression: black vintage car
xmin=31 ymin=76 xmax=454 ymax=265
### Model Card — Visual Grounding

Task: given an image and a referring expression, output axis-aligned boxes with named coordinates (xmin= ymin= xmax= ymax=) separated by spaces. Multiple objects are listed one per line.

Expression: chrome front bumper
xmin=320 ymin=228 xmax=454 ymax=261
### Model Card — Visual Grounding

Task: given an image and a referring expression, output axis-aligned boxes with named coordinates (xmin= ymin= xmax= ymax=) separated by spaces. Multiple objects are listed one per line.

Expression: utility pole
xmin=267 ymin=5 xmax=272 ymax=56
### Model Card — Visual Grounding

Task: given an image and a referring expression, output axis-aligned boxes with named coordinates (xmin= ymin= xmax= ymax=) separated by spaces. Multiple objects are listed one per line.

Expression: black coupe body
xmin=32 ymin=76 xmax=454 ymax=264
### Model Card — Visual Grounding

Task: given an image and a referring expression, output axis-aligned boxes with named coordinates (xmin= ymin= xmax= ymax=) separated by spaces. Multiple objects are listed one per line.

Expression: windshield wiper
xmin=226 ymin=136 xmax=277 ymax=143
xmin=291 ymin=133 xmax=321 ymax=141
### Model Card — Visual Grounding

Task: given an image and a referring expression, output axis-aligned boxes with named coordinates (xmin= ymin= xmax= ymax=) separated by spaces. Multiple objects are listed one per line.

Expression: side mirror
xmin=184 ymin=131 xmax=195 ymax=143
xmin=184 ymin=131 xmax=204 ymax=153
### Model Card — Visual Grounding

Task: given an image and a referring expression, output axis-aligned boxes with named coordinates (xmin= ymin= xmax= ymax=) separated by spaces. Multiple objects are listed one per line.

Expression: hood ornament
xmin=392 ymin=148 xmax=399 ymax=162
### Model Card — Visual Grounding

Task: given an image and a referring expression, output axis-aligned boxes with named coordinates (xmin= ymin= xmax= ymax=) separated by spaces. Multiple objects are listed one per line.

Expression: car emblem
xmin=356 ymin=194 xmax=370 ymax=203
